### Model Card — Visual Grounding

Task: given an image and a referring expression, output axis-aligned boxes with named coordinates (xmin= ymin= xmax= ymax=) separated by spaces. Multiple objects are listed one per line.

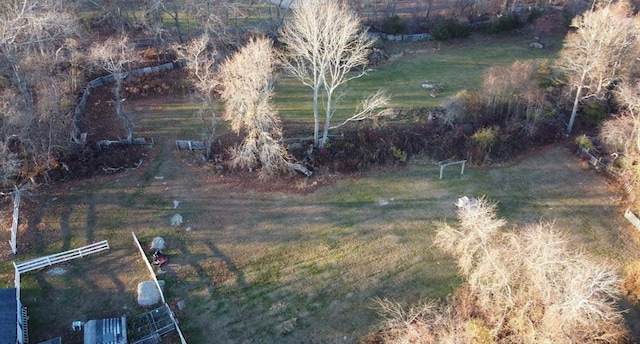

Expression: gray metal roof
xmin=84 ymin=317 xmax=127 ymax=344
xmin=0 ymin=288 xmax=17 ymax=344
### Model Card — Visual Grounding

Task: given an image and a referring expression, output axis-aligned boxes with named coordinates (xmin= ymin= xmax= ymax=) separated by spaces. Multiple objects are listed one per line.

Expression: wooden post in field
xmin=624 ymin=209 xmax=640 ymax=231
xmin=10 ymin=188 xmax=21 ymax=254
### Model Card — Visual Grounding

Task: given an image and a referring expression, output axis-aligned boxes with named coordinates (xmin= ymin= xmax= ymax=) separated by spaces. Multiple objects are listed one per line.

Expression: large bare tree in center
xmin=279 ymin=0 xmax=382 ymax=148
xmin=219 ymin=37 xmax=292 ymax=179
xmin=556 ymin=0 xmax=640 ymax=134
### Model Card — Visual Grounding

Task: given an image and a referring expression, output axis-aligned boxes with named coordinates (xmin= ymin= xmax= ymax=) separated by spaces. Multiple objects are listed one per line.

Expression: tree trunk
xmin=313 ymin=82 xmax=320 ymax=147
xmin=320 ymin=89 xmax=334 ymax=148
xmin=567 ymin=85 xmax=583 ymax=135
xmin=115 ymin=76 xmax=133 ymax=142
xmin=206 ymin=109 xmax=216 ymax=159
xmin=170 ymin=9 xmax=184 ymax=43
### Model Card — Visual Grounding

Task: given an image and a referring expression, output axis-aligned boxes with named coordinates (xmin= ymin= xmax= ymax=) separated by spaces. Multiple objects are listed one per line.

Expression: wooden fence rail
xmin=132 ymin=232 xmax=187 ymax=344
xmin=14 ymin=240 xmax=110 ymax=274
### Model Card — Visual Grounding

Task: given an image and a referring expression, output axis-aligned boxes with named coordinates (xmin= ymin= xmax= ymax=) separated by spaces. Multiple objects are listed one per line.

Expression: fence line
xmin=71 ymin=61 xmax=185 ymax=143
xmin=132 ymin=232 xmax=187 ymax=344
xmin=14 ymin=240 xmax=110 ymax=274
xmin=13 ymin=240 xmax=110 ymax=344
xmin=369 ymin=32 xmax=431 ymax=42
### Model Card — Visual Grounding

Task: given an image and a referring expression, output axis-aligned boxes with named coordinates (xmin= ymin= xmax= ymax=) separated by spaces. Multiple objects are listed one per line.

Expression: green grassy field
xmin=274 ymin=36 xmax=562 ymax=122
xmin=5 ymin=142 xmax=636 ymax=343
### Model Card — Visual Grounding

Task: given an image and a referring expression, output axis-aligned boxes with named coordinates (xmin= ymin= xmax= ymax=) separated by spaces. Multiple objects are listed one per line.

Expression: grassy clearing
xmin=275 ymin=36 xmax=561 ymax=124
xmin=4 ymin=142 xmax=637 ymax=343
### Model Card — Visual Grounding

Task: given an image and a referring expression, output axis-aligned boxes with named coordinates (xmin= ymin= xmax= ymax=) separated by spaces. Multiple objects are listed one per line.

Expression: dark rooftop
xmin=0 ymin=288 xmax=17 ymax=344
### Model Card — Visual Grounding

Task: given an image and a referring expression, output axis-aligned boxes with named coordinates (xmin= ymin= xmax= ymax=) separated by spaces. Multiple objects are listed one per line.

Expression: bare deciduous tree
xmin=175 ymin=35 xmax=219 ymax=159
xmin=219 ymin=37 xmax=292 ymax=178
xmin=429 ymin=196 xmax=628 ymax=342
xmin=599 ymin=79 xmax=640 ymax=199
xmin=90 ymin=36 xmax=137 ymax=143
xmin=184 ymin=0 xmax=252 ymax=47
xmin=480 ymin=60 xmax=550 ymax=136
xmin=556 ymin=0 xmax=640 ymax=134
xmin=279 ymin=0 xmax=386 ymax=148
xmin=0 ymin=0 xmax=82 ymax=188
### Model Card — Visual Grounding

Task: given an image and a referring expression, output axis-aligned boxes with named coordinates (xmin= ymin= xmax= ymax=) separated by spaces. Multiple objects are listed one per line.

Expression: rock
xmin=278 ymin=317 xmax=297 ymax=334
xmin=46 ymin=267 xmax=67 ymax=276
xmin=177 ymin=300 xmax=186 ymax=310
xmin=287 ymin=142 xmax=303 ymax=153
xmin=151 ymin=237 xmax=165 ymax=250
xmin=376 ymin=199 xmax=389 ymax=206
xmin=170 ymin=214 xmax=183 ymax=226
xmin=173 ymin=200 xmax=180 ymax=209
xmin=137 ymin=281 xmax=161 ymax=306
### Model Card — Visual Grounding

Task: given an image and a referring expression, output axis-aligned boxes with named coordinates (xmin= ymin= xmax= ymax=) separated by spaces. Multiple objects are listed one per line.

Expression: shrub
xmin=581 ymin=99 xmax=608 ymax=127
xmin=390 ymin=144 xmax=407 ymax=162
xmin=483 ymin=14 xmax=521 ymax=34
xmin=575 ymin=134 xmax=593 ymax=150
xmin=527 ymin=7 xmax=545 ymax=23
xmin=472 ymin=127 xmax=498 ymax=151
xmin=431 ymin=22 xmax=451 ymax=41
xmin=447 ymin=20 xmax=472 ymax=39
xmin=381 ymin=15 xmax=405 ymax=35
xmin=431 ymin=20 xmax=471 ymax=41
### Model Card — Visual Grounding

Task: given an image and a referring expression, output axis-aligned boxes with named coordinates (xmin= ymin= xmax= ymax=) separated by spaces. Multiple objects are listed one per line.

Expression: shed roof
xmin=0 ymin=288 xmax=17 ymax=344
xmin=84 ymin=317 xmax=127 ymax=344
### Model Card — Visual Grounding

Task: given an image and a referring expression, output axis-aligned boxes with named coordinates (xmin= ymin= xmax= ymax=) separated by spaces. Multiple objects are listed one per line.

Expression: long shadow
xmin=20 ymin=201 xmax=44 ymax=253
xmin=205 ymin=239 xmax=247 ymax=289
xmin=171 ymin=236 xmax=213 ymax=289
xmin=86 ymin=202 xmax=96 ymax=243
xmin=60 ymin=205 xmax=72 ymax=251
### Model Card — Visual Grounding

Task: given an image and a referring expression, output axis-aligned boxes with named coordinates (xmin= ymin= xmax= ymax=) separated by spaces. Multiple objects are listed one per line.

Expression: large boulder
xmin=137 ymin=281 xmax=161 ymax=306
xmin=170 ymin=214 xmax=183 ymax=226
xmin=151 ymin=237 xmax=165 ymax=251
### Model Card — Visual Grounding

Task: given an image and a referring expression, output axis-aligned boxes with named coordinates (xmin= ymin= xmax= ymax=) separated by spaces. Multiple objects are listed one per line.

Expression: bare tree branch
xmin=556 ymin=0 xmax=640 ymax=134
xmin=219 ymin=37 xmax=292 ymax=179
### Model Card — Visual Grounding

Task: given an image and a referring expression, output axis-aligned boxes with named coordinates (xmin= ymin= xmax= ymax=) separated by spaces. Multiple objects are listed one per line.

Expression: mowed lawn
xmin=3 ymin=143 xmax=638 ymax=343
xmin=1 ymin=35 xmax=639 ymax=343
xmin=275 ymin=35 xmax=562 ymax=121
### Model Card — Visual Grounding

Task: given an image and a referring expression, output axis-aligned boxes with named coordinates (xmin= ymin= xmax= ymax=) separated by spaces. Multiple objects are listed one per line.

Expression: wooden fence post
xmin=10 ymin=188 xmax=21 ymax=254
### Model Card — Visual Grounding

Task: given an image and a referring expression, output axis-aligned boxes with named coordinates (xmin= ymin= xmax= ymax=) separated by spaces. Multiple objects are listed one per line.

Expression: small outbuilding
xmin=0 ymin=288 xmax=17 ymax=344
xmin=83 ymin=317 xmax=127 ymax=344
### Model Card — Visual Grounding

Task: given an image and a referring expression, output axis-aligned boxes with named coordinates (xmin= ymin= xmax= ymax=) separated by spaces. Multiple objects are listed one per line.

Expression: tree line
xmin=1 ymin=0 xmax=640 ymax=193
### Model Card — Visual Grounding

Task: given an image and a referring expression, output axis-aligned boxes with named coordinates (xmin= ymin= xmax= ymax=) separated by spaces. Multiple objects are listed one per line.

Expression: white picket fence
xmin=14 ymin=240 xmax=110 ymax=274
xmin=13 ymin=240 xmax=110 ymax=344
xmin=132 ymin=232 xmax=187 ymax=344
